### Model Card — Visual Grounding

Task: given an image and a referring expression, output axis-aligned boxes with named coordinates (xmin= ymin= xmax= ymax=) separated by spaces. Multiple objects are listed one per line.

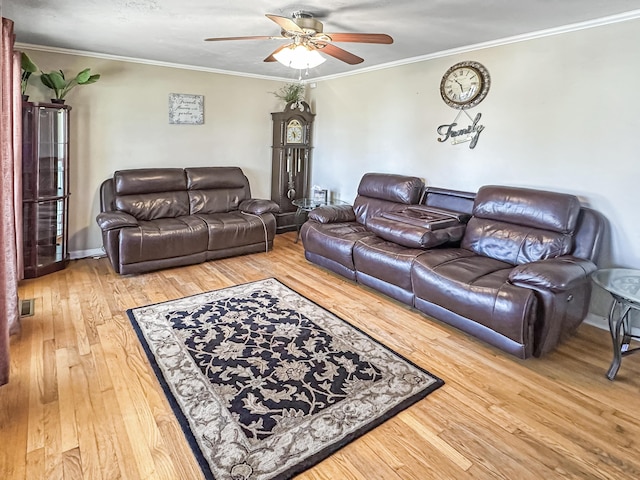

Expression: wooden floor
xmin=1 ymin=232 xmax=639 ymax=480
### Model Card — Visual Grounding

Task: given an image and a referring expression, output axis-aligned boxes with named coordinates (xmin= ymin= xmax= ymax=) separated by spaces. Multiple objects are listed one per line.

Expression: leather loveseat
xmin=96 ymin=167 xmax=279 ymax=274
xmin=300 ymin=173 xmax=604 ymax=358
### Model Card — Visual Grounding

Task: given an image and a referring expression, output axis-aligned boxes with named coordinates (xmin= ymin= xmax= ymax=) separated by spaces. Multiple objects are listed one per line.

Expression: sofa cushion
xmin=353 ymin=173 xmax=423 ymax=225
xmin=239 ymin=199 xmax=280 ymax=215
xmin=185 ymin=167 xmax=249 ymax=190
xmin=357 ymin=173 xmax=423 ymax=204
xmin=113 ymin=168 xmax=191 ymax=220
xmin=354 ymin=235 xmax=426 ymax=293
xmin=119 ymin=216 xmax=208 ymax=265
xmin=462 ymin=218 xmax=574 ymax=265
xmin=115 ymin=192 xmax=190 ymax=221
xmin=198 ymin=212 xmax=275 ymax=251
xmin=300 ymin=221 xmax=374 ymax=272
xmin=186 ymin=167 xmax=251 ymax=214
xmin=472 ymin=185 xmax=581 ymax=233
xmin=461 ymin=185 xmax=581 ymax=265
xmin=114 ymin=168 xmax=187 ymax=195
xmin=308 ymin=205 xmax=356 ymax=224
xmin=189 ymin=189 xmax=249 ymax=214
xmin=411 ymin=249 xmax=537 ymax=345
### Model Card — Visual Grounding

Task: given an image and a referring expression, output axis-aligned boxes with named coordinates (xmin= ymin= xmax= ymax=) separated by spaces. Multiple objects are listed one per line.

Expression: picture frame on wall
xmin=168 ymin=93 xmax=204 ymax=125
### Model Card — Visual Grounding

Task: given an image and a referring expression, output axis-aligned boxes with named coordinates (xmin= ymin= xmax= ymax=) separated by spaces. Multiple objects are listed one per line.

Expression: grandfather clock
xmin=271 ymin=101 xmax=315 ymax=233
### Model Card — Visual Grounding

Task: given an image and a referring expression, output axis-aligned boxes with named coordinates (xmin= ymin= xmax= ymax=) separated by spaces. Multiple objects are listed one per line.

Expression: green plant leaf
xmin=21 ymin=52 xmax=37 ymax=73
xmin=40 ymin=73 xmax=56 ymax=89
xmin=75 ymin=68 xmax=91 ymax=83
xmin=48 ymin=71 xmax=67 ymax=90
xmin=82 ymin=74 xmax=101 ymax=85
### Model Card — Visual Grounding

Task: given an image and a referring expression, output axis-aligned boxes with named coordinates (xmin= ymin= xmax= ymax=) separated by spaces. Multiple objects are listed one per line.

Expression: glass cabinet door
xmin=37 ymin=107 xmax=68 ymax=199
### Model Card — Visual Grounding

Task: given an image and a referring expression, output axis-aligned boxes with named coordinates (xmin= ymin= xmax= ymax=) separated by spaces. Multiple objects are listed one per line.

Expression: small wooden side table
xmin=592 ymin=268 xmax=640 ymax=380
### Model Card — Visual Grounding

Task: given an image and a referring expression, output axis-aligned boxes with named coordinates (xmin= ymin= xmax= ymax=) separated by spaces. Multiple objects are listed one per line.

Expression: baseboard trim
xmin=584 ymin=312 xmax=608 ymax=331
xmin=584 ymin=312 xmax=640 ymax=336
xmin=70 ymin=247 xmax=105 ymax=260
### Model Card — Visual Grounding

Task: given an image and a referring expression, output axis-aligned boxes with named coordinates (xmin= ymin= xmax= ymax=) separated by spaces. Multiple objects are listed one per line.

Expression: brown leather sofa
xmin=96 ymin=167 xmax=279 ymax=274
xmin=300 ymin=173 xmax=605 ymax=358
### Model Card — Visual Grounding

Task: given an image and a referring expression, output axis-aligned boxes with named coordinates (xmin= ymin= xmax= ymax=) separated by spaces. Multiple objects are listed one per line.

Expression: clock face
xmin=440 ymin=61 xmax=490 ymax=110
xmin=286 ymin=119 xmax=304 ymax=144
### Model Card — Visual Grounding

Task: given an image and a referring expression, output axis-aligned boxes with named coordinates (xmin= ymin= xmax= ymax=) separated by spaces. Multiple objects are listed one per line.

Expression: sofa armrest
xmin=308 ymin=205 xmax=356 ymax=224
xmin=509 ymin=256 xmax=597 ymax=293
xmin=239 ymin=198 xmax=280 ymax=215
xmin=96 ymin=211 xmax=139 ymax=231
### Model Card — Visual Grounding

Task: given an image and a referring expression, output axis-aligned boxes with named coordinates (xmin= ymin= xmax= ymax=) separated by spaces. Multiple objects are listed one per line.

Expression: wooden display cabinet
xmin=22 ymin=101 xmax=71 ymax=278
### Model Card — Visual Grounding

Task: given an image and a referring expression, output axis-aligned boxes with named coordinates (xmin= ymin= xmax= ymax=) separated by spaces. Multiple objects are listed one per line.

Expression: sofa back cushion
xmin=353 ymin=173 xmax=423 ymax=225
xmin=113 ymin=168 xmax=189 ymax=220
xmin=186 ymin=167 xmax=251 ymax=214
xmin=461 ymin=185 xmax=581 ymax=265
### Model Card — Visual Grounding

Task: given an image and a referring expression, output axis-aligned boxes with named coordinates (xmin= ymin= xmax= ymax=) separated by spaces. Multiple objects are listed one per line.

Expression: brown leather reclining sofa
xmin=300 ymin=173 xmax=604 ymax=358
xmin=96 ymin=167 xmax=279 ymax=274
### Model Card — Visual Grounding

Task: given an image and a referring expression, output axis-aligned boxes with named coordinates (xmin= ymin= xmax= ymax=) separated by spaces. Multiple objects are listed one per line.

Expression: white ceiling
xmin=5 ymin=1 xmax=640 ymax=81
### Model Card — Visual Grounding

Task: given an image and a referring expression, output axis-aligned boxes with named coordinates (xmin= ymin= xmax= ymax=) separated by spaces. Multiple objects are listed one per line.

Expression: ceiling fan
xmin=204 ymin=12 xmax=393 ymax=67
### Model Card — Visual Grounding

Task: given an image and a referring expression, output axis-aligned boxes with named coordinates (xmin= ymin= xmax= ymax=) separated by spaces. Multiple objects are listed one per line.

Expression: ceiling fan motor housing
xmin=293 ymin=14 xmax=323 ymax=34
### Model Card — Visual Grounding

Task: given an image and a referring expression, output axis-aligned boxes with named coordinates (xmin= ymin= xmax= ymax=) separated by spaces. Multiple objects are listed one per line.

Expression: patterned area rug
xmin=127 ymin=278 xmax=444 ymax=480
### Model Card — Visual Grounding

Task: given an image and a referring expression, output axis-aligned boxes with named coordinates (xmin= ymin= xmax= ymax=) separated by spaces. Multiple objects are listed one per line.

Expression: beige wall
xmin=22 ymin=17 xmax=640 ymax=321
xmin=23 ymin=49 xmax=285 ymax=255
xmin=308 ymin=18 xmax=640 ymax=273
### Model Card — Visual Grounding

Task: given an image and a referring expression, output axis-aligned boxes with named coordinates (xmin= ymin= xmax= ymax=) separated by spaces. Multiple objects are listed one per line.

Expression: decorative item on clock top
xmin=440 ymin=61 xmax=490 ymax=109
xmin=271 ymin=100 xmax=315 ymax=233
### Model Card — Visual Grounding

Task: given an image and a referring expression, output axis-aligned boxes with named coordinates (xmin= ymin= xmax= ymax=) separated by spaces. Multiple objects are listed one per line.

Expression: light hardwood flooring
xmin=1 ymin=232 xmax=639 ymax=479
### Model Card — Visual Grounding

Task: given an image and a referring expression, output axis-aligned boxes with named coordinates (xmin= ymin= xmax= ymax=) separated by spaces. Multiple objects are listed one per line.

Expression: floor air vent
xmin=20 ymin=298 xmax=35 ymax=317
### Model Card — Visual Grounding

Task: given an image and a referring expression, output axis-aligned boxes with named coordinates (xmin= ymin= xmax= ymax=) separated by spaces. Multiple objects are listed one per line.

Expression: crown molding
xmin=16 ymin=9 xmax=640 ymax=84
xmin=14 ymin=42 xmax=292 ymax=82
xmin=312 ymin=8 xmax=640 ymax=82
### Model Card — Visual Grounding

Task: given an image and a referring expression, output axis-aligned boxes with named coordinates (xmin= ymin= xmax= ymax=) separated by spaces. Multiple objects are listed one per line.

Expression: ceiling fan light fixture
xmin=273 ymin=44 xmax=326 ymax=70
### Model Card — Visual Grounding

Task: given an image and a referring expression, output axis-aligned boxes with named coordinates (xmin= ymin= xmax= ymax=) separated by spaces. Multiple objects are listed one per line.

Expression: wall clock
xmin=440 ymin=61 xmax=490 ymax=110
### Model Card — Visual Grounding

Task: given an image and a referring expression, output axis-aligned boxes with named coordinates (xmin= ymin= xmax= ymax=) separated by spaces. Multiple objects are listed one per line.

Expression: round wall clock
xmin=440 ymin=61 xmax=490 ymax=110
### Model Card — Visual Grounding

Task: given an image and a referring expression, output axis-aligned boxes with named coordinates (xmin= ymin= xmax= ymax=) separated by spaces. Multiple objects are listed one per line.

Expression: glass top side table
xmin=291 ymin=197 xmax=348 ymax=243
xmin=592 ymin=268 xmax=640 ymax=380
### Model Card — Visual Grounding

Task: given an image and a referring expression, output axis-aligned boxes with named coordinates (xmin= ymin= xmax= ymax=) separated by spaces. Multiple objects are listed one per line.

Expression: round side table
xmin=592 ymin=268 xmax=640 ymax=380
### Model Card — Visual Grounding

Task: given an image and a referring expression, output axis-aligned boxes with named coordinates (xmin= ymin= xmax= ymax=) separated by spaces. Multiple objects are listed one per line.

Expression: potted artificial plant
xmin=272 ymin=83 xmax=306 ymax=109
xmin=40 ymin=68 xmax=101 ymax=104
xmin=20 ymin=52 xmax=38 ymax=101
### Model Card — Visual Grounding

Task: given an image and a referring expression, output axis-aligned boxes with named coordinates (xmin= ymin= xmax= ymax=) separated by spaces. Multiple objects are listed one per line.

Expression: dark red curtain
xmin=0 ymin=17 xmax=22 ymax=386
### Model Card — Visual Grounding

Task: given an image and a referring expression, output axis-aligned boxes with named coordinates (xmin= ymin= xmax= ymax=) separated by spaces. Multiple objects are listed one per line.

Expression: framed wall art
xmin=168 ymin=93 xmax=204 ymax=125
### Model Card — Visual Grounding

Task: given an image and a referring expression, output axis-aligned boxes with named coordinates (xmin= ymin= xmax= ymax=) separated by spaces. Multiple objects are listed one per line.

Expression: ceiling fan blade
xmin=314 ymin=43 xmax=364 ymax=65
xmin=265 ymin=14 xmax=304 ymax=33
xmin=205 ymin=35 xmax=284 ymax=42
xmin=324 ymin=33 xmax=394 ymax=44
xmin=263 ymin=44 xmax=289 ymax=62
